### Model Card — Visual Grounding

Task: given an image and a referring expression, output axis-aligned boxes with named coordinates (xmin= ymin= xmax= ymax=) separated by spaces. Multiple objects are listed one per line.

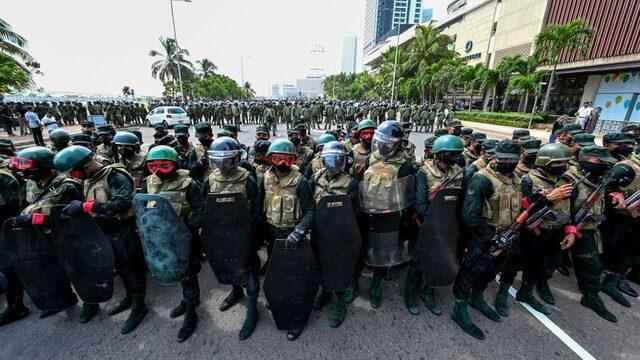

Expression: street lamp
xmin=390 ymin=24 xmax=401 ymax=104
xmin=169 ymin=0 xmax=192 ymax=103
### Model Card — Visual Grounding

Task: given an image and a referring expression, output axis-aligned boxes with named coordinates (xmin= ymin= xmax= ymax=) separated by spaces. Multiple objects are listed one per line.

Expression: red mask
xmin=270 ymin=153 xmax=296 ymax=167
xmin=359 ymin=129 xmax=374 ymax=142
xmin=9 ymin=157 xmax=34 ymax=171
xmin=147 ymin=160 xmax=176 ymax=175
xmin=69 ymin=169 xmax=86 ymax=180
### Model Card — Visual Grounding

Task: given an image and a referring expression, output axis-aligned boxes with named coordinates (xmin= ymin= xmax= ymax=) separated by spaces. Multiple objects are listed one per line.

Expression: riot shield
xmin=416 ymin=187 xmax=462 ymax=286
xmin=264 ymin=238 xmax=318 ymax=330
xmin=313 ymin=195 xmax=362 ymax=290
xmin=203 ymin=193 xmax=252 ymax=286
xmin=57 ymin=215 xmax=114 ymax=303
xmin=360 ymin=175 xmax=415 ymax=214
xmin=364 ymin=212 xmax=411 ymax=267
xmin=134 ymin=194 xmax=191 ymax=285
xmin=5 ymin=225 xmax=74 ymax=311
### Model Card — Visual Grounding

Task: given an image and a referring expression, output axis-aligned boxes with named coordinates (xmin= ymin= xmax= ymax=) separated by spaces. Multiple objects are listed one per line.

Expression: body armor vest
xmin=478 ymin=165 xmax=522 ymax=230
xmin=421 ymin=160 xmax=462 ymax=192
xmin=263 ymin=166 xmax=302 ymax=229
xmin=146 ymin=169 xmax=193 ymax=218
xmin=312 ymin=169 xmax=351 ymax=204
xmin=471 ymin=156 xmax=489 ymax=171
xmin=119 ymin=153 xmax=145 ymax=190
xmin=528 ymin=169 xmax=569 ymax=229
xmin=22 ymin=175 xmax=80 ymax=216
xmin=351 ymin=143 xmax=371 ymax=179
xmin=84 ymin=164 xmax=135 ymax=219
xmin=619 ymin=154 xmax=640 ymax=197
xmin=563 ymin=167 xmax=604 ymax=230
xmin=208 ymin=167 xmax=249 ymax=195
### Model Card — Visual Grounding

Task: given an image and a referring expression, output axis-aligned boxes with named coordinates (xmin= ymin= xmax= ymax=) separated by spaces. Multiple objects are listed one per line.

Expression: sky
xmin=4 ymin=0 xmax=366 ymax=97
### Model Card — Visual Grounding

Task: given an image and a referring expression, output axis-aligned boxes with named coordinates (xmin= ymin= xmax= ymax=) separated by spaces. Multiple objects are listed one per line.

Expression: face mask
xmin=290 ymin=137 xmax=301 ymax=146
xmin=438 ymin=152 xmax=459 ymax=166
xmin=523 ymin=154 xmax=536 ymax=166
xmin=580 ymin=162 xmax=609 ymax=177
xmin=451 ymin=128 xmax=461 ymax=136
xmin=147 ymin=160 xmax=176 ymax=176
xmin=275 ymin=164 xmax=291 ymax=173
xmin=69 ymin=169 xmax=86 ymax=180
xmin=614 ymin=145 xmax=634 ymax=157
xmin=118 ymin=148 xmax=135 ymax=158
xmin=197 ymin=135 xmax=212 ymax=148
xmin=546 ymin=164 xmax=567 ymax=177
xmin=496 ymin=161 xmax=518 ymax=175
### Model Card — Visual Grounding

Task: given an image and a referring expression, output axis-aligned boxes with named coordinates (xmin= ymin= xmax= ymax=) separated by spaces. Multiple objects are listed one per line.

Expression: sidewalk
xmin=460 ymin=121 xmax=551 ymax=141
xmin=1 ymin=125 xmax=82 ymax=149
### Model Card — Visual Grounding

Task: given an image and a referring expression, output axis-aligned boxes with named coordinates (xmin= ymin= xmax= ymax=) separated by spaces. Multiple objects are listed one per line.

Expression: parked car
xmin=145 ymin=106 xmax=189 ymax=127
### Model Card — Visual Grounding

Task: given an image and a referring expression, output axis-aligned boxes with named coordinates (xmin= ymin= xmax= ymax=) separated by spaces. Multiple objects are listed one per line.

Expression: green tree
xmin=535 ymin=19 xmax=592 ymax=112
xmin=0 ymin=53 xmax=30 ymax=93
xmin=196 ymin=58 xmax=217 ymax=78
xmin=495 ymin=55 xmax=528 ymax=111
xmin=477 ymin=67 xmax=499 ymax=111
xmin=242 ymin=81 xmax=255 ymax=99
xmin=403 ymin=25 xmax=454 ymax=78
xmin=149 ymin=37 xmax=194 ymax=93
xmin=0 ymin=17 xmax=33 ymax=67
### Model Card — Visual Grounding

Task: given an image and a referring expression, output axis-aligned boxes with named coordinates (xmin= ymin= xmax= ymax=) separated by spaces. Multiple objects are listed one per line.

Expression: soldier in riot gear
xmin=464 ymin=139 xmax=498 ymax=181
xmin=189 ymin=123 xmax=215 ymax=181
xmin=203 ymin=136 xmax=261 ymax=340
xmin=515 ymin=138 xmax=542 ymax=178
xmin=49 ymin=129 xmax=71 ymax=153
xmin=350 ymin=119 xmax=376 ymax=180
xmin=421 ymin=136 xmax=436 ymax=164
xmin=288 ymin=128 xmax=314 ymax=174
xmin=174 ymin=124 xmax=195 ymax=171
xmin=451 ymin=140 xmax=522 ymax=340
xmin=53 ymin=146 xmax=148 ymax=330
xmin=114 ymin=132 xmax=146 ymax=190
xmin=95 ymin=124 xmax=117 ymax=163
xmin=305 ymin=133 xmax=336 ymax=179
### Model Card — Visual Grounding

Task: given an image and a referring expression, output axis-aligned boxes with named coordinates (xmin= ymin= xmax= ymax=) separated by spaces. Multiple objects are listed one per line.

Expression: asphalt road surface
xmin=2 ymin=125 xmax=639 ymax=360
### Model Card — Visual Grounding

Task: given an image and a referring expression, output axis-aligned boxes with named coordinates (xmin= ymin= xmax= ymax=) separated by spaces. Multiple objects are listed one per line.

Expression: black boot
xmin=287 ymin=322 xmax=305 ymax=341
xmin=328 ymin=293 xmax=348 ymax=328
xmin=536 ymin=280 xmax=555 ymax=305
xmin=369 ymin=275 xmax=383 ymax=309
xmin=601 ymin=273 xmax=631 ymax=308
xmin=121 ymin=295 xmax=148 ymax=335
xmin=420 ymin=287 xmax=442 ymax=316
xmin=177 ymin=304 xmax=198 ymax=342
xmin=219 ymin=286 xmax=245 ymax=312
xmin=516 ymin=283 xmax=551 ymax=315
xmin=470 ymin=288 xmax=501 ymax=322
xmin=494 ymin=283 xmax=510 ymax=318
xmin=170 ymin=301 xmax=187 ymax=319
xmin=343 ymin=280 xmax=359 ymax=304
xmin=79 ymin=303 xmax=100 ymax=323
xmin=581 ymin=292 xmax=618 ymax=322
xmin=451 ymin=299 xmax=485 ymax=340
xmin=0 ymin=302 xmax=30 ymax=327
xmin=239 ymin=294 xmax=259 ymax=340
xmin=617 ymin=276 xmax=638 ymax=298
xmin=107 ymin=296 xmax=132 ymax=316
xmin=313 ymin=288 xmax=333 ymax=311
xmin=403 ymin=267 xmax=420 ymax=315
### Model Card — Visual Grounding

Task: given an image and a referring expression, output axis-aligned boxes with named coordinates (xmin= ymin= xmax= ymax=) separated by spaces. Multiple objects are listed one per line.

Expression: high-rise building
xmin=341 ymin=34 xmax=358 ymax=74
xmin=364 ymin=0 xmax=424 ymax=53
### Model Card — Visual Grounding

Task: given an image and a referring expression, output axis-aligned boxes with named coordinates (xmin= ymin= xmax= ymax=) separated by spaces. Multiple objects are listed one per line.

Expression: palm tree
xmin=403 ymin=25 xmax=454 ymax=78
xmin=149 ymin=37 xmax=194 ymax=86
xmin=243 ymin=81 xmax=255 ymax=99
xmin=535 ymin=19 xmax=592 ymax=112
xmin=495 ymin=55 xmax=527 ymax=111
xmin=478 ymin=68 xmax=499 ymax=111
xmin=1 ymin=17 xmax=34 ymax=73
xmin=196 ymin=58 xmax=217 ymax=78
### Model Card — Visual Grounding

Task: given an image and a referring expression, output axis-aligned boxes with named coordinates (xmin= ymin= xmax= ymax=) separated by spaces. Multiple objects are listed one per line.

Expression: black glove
xmin=286 ymin=226 xmax=306 ymax=245
xmin=62 ymin=200 xmax=84 ymax=218
xmin=10 ymin=214 xmax=32 ymax=228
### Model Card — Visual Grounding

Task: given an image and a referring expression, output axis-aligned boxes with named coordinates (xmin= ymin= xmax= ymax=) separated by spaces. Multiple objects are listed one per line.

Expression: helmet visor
xmin=271 ymin=153 xmax=297 ymax=167
xmin=321 ymin=153 xmax=346 ymax=175
xmin=147 ymin=160 xmax=176 ymax=175
xmin=9 ymin=157 xmax=34 ymax=171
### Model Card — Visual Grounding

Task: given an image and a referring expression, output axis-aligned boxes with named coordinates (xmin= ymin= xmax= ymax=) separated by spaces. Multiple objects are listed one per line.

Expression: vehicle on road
xmin=145 ymin=106 xmax=189 ymax=128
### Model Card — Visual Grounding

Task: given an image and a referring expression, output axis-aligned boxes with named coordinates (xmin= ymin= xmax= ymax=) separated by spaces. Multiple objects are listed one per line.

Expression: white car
xmin=145 ymin=106 xmax=189 ymax=128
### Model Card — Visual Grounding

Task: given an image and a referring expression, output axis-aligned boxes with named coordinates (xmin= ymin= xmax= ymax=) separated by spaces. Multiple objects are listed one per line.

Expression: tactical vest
xmin=195 ymin=143 xmax=212 ymax=178
xmin=96 ymin=143 xmax=115 ymax=162
xmin=22 ymin=175 xmax=81 ymax=216
xmin=471 ymin=156 xmax=489 ymax=171
xmin=619 ymin=154 xmax=640 ymax=197
xmin=309 ymin=154 xmax=324 ymax=176
xmin=563 ymin=167 xmax=604 ymax=230
xmin=403 ymin=141 xmax=416 ymax=163
xmin=84 ymin=164 xmax=135 ymax=219
xmin=119 ymin=153 xmax=145 ymax=190
xmin=420 ymin=160 xmax=462 ymax=192
xmin=208 ymin=167 xmax=249 ymax=194
xmin=146 ymin=169 xmax=193 ymax=218
xmin=296 ymin=145 xmax=313 ymax=169
xmin=527 ymin=169 xmax=569 ymax=229
xmin=263 ymin=166 xmax=302 ymax=229
xmin=477 ymin=165 xmax=522 ymax=230
xmin=312 ymin=169 xmax=351 ymax=204
xmin=351 ymin=143 xmax=370 ymax=179
xmin=463 ymin=148 xmax=479 ymax=165
xmin=515 ymin=161 xmax=532 ymax=178
xmin=362 ymin=151 xmax=409 ymax=212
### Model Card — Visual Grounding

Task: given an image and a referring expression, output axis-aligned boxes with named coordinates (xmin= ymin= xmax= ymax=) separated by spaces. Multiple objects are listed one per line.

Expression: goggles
xmin=147 ymin=160 xmax=176 ymax=175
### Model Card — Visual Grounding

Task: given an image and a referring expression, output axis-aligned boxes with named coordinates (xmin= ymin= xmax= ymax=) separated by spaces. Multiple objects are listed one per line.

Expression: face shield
xmin=321 ymin=149 xmax=346 ymax=177
xmin=373 ymin=130 xmax=400 ymax=159
xmin=208 ymin=149 xmax=240 ymax=175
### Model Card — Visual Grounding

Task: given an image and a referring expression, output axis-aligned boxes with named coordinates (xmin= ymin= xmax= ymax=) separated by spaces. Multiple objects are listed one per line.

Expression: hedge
xmin=456 ymin=111 xmax=546 ymax=128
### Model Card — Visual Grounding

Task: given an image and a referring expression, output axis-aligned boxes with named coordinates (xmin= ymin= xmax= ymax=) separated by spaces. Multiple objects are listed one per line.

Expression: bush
xmin=456 ymin=111 xmax=547 ymax=128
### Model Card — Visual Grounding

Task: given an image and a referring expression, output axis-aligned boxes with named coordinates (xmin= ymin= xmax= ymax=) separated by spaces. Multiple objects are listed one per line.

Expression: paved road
xmin=2 ymin=125 xmax=638 ymax=360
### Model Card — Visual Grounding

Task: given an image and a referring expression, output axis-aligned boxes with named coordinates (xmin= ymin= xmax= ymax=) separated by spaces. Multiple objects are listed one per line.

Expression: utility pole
xmin=390 ymin=24 xmax=401 ymax=103
xmin=169 ymin=0 xmax=191 ymax=102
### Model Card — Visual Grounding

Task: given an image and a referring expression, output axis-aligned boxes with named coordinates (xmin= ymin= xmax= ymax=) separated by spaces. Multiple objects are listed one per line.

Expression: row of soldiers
xmin=2 ymin=114 xmax=638 ymax=345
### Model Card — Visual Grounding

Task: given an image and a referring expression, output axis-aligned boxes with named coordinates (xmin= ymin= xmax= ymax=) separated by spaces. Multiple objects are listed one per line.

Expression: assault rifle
xmin=573 ymin=171 xmax=615 ymax=229
xmin=624 ymin=189 xmax=640 ymax=210
xmin=428 ymin=169 xmax=464 ymax=201
xmin=525 ymin=173 xmax=590 ymax=231
xmin=488 ymin=195 xmax=550 ymax=254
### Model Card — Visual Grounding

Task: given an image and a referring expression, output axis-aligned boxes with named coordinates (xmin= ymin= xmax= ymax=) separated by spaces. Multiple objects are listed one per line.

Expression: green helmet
xmin=432 ymin=135 xmax=464 ymax=154
xmin=113 ymin=131 xmax=140 ymax=146
xmin=579 ymin=145 xmax=617 ymax=165
xmin=424 ymin=136 xmax=437 ymax=148
xmin=53 ymin=145 xmax=94 ymax=173
xmin=50 ymin=129 xmax=70 ymax=147
xmin=433 ymin=129 xmax=448 ymax=137
xmin=535 ymin=143 xmax=572 ymax=167
xmin=512 ymin=129 xmax=530 ymax=141
xmin=357 ymin=119 xmax=377 ymax=131
xmin=15 ymin=146 xmax=55 ymax=169
xmin=146 ymin=145 xmax=178 ymax=162
xmin=316 ymin=133 xmax=337 ymax=147
xmin=267 ymin=138 xmax=296 ymax=156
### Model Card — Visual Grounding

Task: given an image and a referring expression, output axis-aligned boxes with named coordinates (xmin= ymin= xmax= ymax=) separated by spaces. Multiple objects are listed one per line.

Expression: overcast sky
xmin=4 ymin=0 xmax=366 ymax=97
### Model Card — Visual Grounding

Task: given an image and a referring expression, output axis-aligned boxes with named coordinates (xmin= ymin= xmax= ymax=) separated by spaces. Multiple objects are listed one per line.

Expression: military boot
xmin=493 ymin=283 xmax=511 ymax=318
xmin=0 ymin=297 xmax=30 ymax=327
xmin=403 ymin=267 xmax=420 ymax=315
xmin=170 ymin=301 xmax=187 ymax=318
xmin=219 ymin=286 xmax=245 ymax=312
xmin=79 ymin=303 xmax=100 ymax=323
xmin=516 ymin=283 xmax=551 ymax=315
xmin=601 ymin=273 xmax=631 ymax=308
xmin=369 ymin=276 xmax=383 ymax=309
xmin=239 ymin=294 xmax=259 ymax=341
xmin=451 ymin=299 xmax=485 ymax=340
xmin=580 ymin=292 xmax=618 ymax=322
xmin=343 ymin=279 xmax=360 ymax=304
xmin=121 ymin=295 xmax=148 ymax=335
xmin=470 ymin=289 xmax=501 ymax=322
xmin=617 ymin=276 xmax=638 ymax=298
xmin=536 ymin=280 xmax=555 ymax=305
xmin=313 ymin=288 xmax=333 ymax=311
xmin=328 ymin=293 xmax=348 ymax=328
xmin=107 ymin=296 xmax=131 ymax=316
xmin=420 ymin=287 xmax=442 ymax=316
xmin=177 ymin=304 xmax=198 ymax=342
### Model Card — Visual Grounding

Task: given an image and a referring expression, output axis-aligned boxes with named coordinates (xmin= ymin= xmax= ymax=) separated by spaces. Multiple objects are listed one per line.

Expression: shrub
xmin=456 ymin=111 xmax=547 ymax=128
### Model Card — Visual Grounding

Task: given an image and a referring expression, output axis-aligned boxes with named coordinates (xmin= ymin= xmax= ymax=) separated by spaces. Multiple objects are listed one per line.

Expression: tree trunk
xmin=468 ymin=90 xmax=473 ymax=111
xmin=490 ymin=86 xmax=496 ymax=112
xmin=523 ymin=91 xmax=530 ymax=113
xmin=518 ymin=94 xmax=525 ymax=112
xmin=542 ymin=61 xmax=558 ymax=112
xmin=501 ymin=85 xmax=509 ymax=112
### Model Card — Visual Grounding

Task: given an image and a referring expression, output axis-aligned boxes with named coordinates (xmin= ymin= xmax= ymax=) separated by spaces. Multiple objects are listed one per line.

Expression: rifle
xmin=428 ymin=168 xmax=464 ymax=201
xmin=573 ymin=171 xmax=615 ymax=229
xmin=624 ymin=189 xmax=640 ymax=210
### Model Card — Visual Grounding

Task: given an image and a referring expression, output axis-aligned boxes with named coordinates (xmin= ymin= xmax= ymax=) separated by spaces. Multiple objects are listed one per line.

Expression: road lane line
xmin=507 ymin=286 xmax=597 ymax=360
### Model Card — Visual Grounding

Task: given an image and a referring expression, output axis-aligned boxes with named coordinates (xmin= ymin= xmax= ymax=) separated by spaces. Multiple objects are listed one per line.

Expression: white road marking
xmin=507 ymin=286 xmax=597 ymax=360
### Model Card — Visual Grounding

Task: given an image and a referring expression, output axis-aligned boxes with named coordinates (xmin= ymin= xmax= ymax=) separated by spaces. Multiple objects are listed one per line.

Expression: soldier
xmin=7 ymin=147 xmax=81 ymax=318
xmin=49 ymin=129 xmax=71 ymax=153
xmin=54 ymin=146 xmax=149 ymax=331
xmin=451 ymin=140 xmax=522 ymax=340
xmin=463 ymin=133 xmax=486 ymax=166
xmin=174 ymin=124 xmax=195 ymax=171
xmin=305 ymin=133 xmax=336 ymax=179
xmin=324 ymin=102 xmax=335 ymax=130
xmin=288 ymin=128 xmax=314 ymax=174
xmin=515 ymin=138 xmax=542 ymax=178
xmin=421 ymin=136 xmax=436 ymax=164
xmin=189 ymin=123 xmax=215 ymax=182
xmin=142 ymin=146 xmax=205 ymax=342
xmin=343 ymin=121 xmax=359 ymax=153
xmin=261 ymin=139 xmax=315 ymax=341
xmin=264 ymin=104 xmax=276 ymax=136
xmin=350 ymin=119 xmax=376 ymax=181
xmin=95 ymin=124 xmax=117 ymax=163
xmin=464 ymin=139 xmax=498 ymax=181
xmin=460 ymin=128 xmax=474 ymax=147
xmin=360 ymin=120 xmax=416 ymax=308
xmin=494 ymin=143 xmax=574 ymax=317
xmin=203 ymin=137 xmax=261 ymax=340
xmin=309 ymin=141 xmax=360 ymax=327
xmin=114 ymin=132 xmax=146 ymax=190
xmin=401 ymin=121 xmax=417 ymax=164
xmin=413 ymin=135 xmax=465 ymax=316
xmin=512 ymin=129 xmax=531 ymax=143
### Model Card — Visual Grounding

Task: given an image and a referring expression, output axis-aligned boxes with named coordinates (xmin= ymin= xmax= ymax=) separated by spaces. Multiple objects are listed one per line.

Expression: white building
xmin=341 ymin=35 xmax=358 ymax=74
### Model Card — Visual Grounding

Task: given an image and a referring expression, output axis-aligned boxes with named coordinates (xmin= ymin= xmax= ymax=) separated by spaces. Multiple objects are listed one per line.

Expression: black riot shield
xmin=134 ymin=194 xmax=192 ymax=285
xmin=203 ymin=193 xmax=252 ymax=286
xmin=57 ymin=215 xmax=114 ymax=303
xmin=4 ymin=225 xmax=74 ymax=311
xmin=264 ymin=238 xmax=318 ymax=330
xmin=313 ymin=195 xmax=362 ymax=291
xmin=416 ymin=187 xmax=462 ymax=286
xmin=0 ymin=220 xmax=17 ymax=270
xmin=364 ymin=212 xmax=411 ymax=267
